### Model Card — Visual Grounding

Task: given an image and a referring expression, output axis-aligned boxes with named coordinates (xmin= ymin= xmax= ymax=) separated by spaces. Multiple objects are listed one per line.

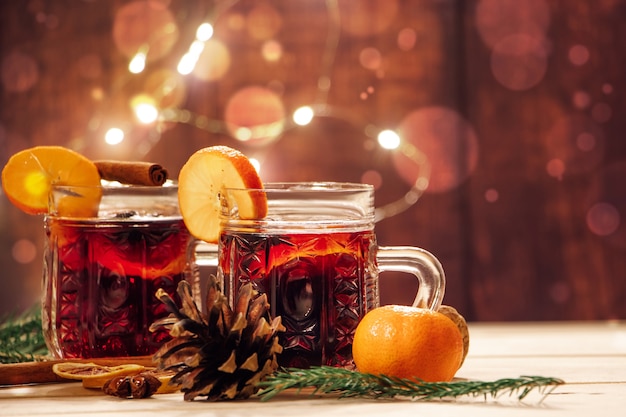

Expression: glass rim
xmin=50 ymin=180 xmax=178 ymax=193
xmin=220 ymin=181 xmax=375 ymax=231
xmin=223 ymin=181 xmax=374 ymax=193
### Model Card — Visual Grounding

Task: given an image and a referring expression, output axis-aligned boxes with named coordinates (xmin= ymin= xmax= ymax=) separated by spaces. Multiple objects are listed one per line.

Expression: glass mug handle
xmin=377 ymin=246 xmax=446 ymax=310
xmin=193 ymin=242 xmax=446 ymax=311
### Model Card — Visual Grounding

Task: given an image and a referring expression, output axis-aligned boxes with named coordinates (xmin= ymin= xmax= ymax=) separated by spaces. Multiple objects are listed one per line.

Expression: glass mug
xmin=217 ymin=182 xmax=445 ymax=368
xmin=43 ymin=183 xmax=195 ymax=358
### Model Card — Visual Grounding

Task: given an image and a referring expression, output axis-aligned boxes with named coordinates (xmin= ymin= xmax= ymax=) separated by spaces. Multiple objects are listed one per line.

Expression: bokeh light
xmin=317 ymin=76 xmax=331 ymax=92
xmin=131 ymin=95 xmax=159 ymax=124
xmin=1 ymin=51 xmax=39 ymax=93
xmin=262 ymin=40 xmax=283 ymax=62
xmin=176 ymin=21 xmax=223 ymax=77
xmin=293 ymin=106 xmax=314 ymax=126
xmin=226 ymin=12 xmax=245 ymax=31
xmin=246 ymin=3 xmax=283 ymax=41
xmin=576 ymin=132 xmax=596 ymax=152
xmin=377 ymin=129 xmax=400 ymax=150
xmin=196 ymin=23 xmax=214 ymax=41
xmin=587 ymin=202 xmax=620 ymax=237
xmin=193 ymin=39 xmax=231 ymax=81
xmin=572 ymin=90 xmax=591 ymax=109
xmin=602 ymin=83 xmax=614 ymax=94
xmin=475 ymin=0 xmax=551 ymax=49
xmin=233 ymin=127 xmax=252 ymax=141
xmin=394 ymin=106 xmax=479 ymax=193
xmin=586 ymin=161 xmax=626 ymax=248
xmin=485 ymin=188 xmax=499 ymax=203
xmin=224 ymin=86 xmax=285 ymax=146
xmin=546 ymin=158 xmax=565 ymax=180
xmin=338 ymin=0 xmax=399 ymax=38
xmin=112 ymin=0 xmax=179 ymax=61
xmin=128 ymin=50 xmax=147 ymax=74
xmin=568 ymin=44 xmax=590 ymax=66
xmin=361 ymin=169 xmax=383 ymax=190
xmin=178 ymin=40 xmax=205 ymax=75
xmin=591 ymin=102 xmax=612 ymax=123
xmin=546 ymin=114 xmax=605 ymax=176
xmin=11 ymin=239 xmax=37 ymax=264
xmin=135 ymin=103 xmax=158 ymax=123
xmin=397 ymin=28 xmax=417 ymax=51
xmin=91 ymin=87 xmax=105 ymax=101
xmin=360 ymin=86 xmax=375 ymax=101
xmin=359 ymin=47 xmax=382 ymax=70
xmin=490 ymin=34 xmax=549 ymax=91
xmin=105 ymin=127 xmax=125 ymax=145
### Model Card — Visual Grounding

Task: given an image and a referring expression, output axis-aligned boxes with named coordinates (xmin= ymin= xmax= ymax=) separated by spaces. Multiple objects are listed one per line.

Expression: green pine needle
xmin=0 ymin=305 xmax=49 ymax=364
xmin=256 ymin=366 xmax=564 ymax=403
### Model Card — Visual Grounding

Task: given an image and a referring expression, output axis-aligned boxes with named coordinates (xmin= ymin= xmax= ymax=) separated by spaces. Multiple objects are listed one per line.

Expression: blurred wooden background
xmin=1 ymin=0 xmax=625 ymax=321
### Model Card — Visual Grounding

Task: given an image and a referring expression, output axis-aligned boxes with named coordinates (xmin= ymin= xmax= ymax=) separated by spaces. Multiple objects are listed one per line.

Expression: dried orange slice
xmin=52 ymin=362 xmax=147 ymax=389
xmin=1 ymin=146 xmax=102 ymax=217
xmin=177 ymin=145 xmax=267 ymax=243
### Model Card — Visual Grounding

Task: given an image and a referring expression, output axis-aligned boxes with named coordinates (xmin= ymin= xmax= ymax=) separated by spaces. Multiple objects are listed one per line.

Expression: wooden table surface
xmin=1 ymin=321 xmax=625 ymax=417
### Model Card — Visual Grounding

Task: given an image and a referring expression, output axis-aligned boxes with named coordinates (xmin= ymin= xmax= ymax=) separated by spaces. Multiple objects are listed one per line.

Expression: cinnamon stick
xmin=94 ymin=160 xmax=168 ymax=186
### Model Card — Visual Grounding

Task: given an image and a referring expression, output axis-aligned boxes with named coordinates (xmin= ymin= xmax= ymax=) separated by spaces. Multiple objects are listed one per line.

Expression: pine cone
xmin=150 ymin=276 xmax=285 ymax=401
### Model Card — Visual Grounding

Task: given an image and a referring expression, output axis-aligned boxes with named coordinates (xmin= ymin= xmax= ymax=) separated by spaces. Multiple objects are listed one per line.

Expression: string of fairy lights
xmin=105 ymin=0 xmax=430 ymax=222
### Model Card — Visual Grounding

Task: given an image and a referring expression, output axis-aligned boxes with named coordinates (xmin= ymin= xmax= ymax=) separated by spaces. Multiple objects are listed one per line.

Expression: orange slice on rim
xmin=1 ymin=146 xmax=102 ymax=217
xmin=177 ymin=145 xmax=267 ymax=243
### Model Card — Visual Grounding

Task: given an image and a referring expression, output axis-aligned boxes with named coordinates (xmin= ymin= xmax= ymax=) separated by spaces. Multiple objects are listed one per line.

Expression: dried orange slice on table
xmin=52 ymin=362 xmax=178 ymax=393
xmin=177 ymin=145 xmax=267 ymax=243
xmin=1 ymin=146 xmax=102 ymax=217
xmin=52 ymin=362 xmax=146 ymax=389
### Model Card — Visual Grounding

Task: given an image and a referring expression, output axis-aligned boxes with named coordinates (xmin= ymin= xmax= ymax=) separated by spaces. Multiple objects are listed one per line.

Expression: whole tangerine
xmin=352 ymin=305 xmax=464 ymax=382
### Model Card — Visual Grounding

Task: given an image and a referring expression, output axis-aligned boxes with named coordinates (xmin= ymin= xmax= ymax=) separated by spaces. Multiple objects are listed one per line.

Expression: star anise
xmin=103 ymin=373 xmax=162 ymax=399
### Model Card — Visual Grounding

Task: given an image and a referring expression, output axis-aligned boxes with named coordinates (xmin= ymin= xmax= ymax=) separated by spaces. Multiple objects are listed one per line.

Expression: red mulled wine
xmin=43 ymin=217 xmax=193 ymax=358
xmin=218 ymin=229 xmax=377 ymax=368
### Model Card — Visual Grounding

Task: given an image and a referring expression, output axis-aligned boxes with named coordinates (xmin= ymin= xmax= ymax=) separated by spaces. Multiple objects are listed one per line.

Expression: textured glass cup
xmin=43 ymin=183 xmax=195 ymax=358
xmin=217 ymin=182 xmax=445 ymax=368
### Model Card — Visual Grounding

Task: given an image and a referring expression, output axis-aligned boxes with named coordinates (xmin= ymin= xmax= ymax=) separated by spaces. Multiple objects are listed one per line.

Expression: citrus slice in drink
xmin=177 ymin=145 xmax=267 ymax=243
xmin=1 ymin=146 xmax=102 ymax=217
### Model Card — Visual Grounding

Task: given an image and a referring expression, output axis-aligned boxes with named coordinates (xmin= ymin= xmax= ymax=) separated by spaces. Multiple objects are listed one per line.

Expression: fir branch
xmin=256 ymin=366 xmax=564 ymax=403
xmin=0 ymin=305 xmax=49 ymax=364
